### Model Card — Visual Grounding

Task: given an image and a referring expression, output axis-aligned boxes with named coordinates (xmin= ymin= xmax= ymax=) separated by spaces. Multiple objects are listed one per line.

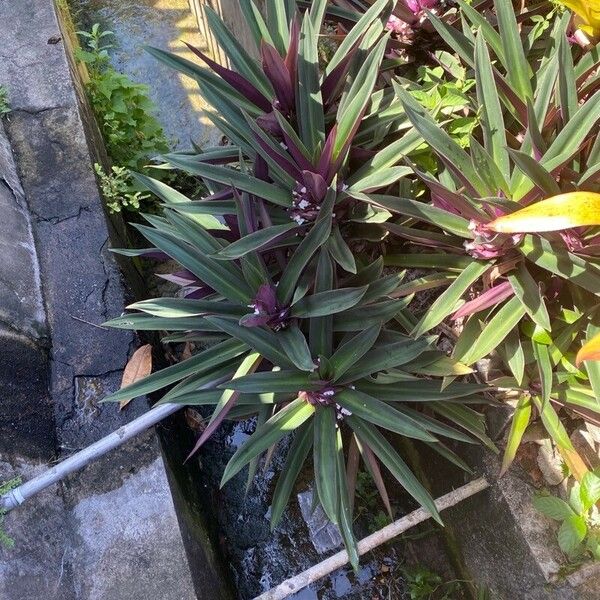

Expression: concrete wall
xmin=189 ymin=0 xmax=262 ymax=63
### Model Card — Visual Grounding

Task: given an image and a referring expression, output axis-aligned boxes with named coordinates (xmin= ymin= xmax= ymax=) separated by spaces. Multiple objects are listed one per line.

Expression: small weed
xmin=76 ymin=24 xmax=169 ymax=213
xmin=94 ymin=164 xmax=150 ymax=213
xmin=404 ymin=566 xmax=462 ymax=600
xmin=403 ymin=566 xmax=492 ymax=600
xmin=0 ymin=477 xmax=21 ymax=549
xmin=0 ymin=86 xmax=11 ymax=118
xmin=533 ymin=470 xmax=600 ymax=560
xmin=354 ymin=471 xmax=392 ymax=533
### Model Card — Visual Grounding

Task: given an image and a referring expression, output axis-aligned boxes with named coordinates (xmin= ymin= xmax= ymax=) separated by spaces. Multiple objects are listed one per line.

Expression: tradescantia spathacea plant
xmin=100 ymin=0 xmax=491 ymax=567
xmin=354 ymin=0 xmax=600 ymax=478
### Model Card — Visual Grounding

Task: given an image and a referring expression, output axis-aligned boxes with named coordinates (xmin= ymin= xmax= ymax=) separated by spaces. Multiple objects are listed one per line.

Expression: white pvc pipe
xmin=0 ymin=402 xmax=182 ymax=512
xmin=254 ymin=477 xmax=490 ymax=600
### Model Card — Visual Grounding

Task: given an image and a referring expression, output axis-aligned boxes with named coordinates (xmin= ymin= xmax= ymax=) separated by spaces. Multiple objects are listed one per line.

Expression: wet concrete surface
xmin=70 ymin=0 xmax=222 ymax=149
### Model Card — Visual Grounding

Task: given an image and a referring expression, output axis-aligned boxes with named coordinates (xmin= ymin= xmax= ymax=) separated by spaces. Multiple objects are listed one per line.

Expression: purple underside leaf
xmin=321 ymin=50 xmax=355 ymax=108
xmin=261 ymin=41 xmax=295 ymax=115
xmin=361 ymin=441 xmax=393 ymax=519
xmin=213 ymin=229 xmax=239 ymax=243
xmin=256 ymin=111 xmax=282 ymax=135
xmin=285 ymin=16 xmax=300 ymax=84
xmin=254 ymin=155 xmax=270 ymax=181
xmin=301 ymin=170 xmax=328 ymax=202
xmin=452 ymin=281 xmax=515 ymax=320
xmin=277 ymin=117 xmax=315 ymax=172
xmin=419 ymin=170 xmax=482 ymax=220
xmin=316 ymin=125 xmax=337 ymax=182
xmin=156 ymin=269 xmax=199 ymax=286
xmin=239 ymin=313 xmax=272 ymax=327
xmin=185 ymin=392 xmax=239 ymax=461
xmin=184 ymin=286 xmax=214 ymax=299
xmin=223 ymin=214 xmax=241 ymax=238
xmin=184 ymin=42 xmax=273 ymax=113
xmin=204 ymin=187 xmax=234 ymax=201
xmin=255 ymin=283 xmax=279 ymax=314
xmin=349 ymin=146 xmax=377 ymax=164
xmin=253 ymin=133 xmax=303 ymax=180
xmin=392 ymin=2 xmax=420 ymax=22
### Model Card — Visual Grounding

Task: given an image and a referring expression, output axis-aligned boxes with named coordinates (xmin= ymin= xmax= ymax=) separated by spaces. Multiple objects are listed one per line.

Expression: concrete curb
xmin=0 ymin=1 xmax=199 ymax=598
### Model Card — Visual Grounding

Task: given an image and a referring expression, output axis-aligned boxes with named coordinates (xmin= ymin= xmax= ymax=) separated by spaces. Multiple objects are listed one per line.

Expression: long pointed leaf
xmin=221 ymin=398 xmax=314 ymax=485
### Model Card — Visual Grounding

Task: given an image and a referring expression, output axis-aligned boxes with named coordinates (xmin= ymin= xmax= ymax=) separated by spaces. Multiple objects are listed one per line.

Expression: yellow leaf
xmin=119 ymin=344 xmax=153 ymax=409
xmin=557 ymin=445 xmax=589 ymax=482
xmin=487 ymin=192 xmax=600 ymax=234
xmin=560 ymin=0 xmax=600 ymax=37
xmin=576 ymin=330 xmax=600 ymax=366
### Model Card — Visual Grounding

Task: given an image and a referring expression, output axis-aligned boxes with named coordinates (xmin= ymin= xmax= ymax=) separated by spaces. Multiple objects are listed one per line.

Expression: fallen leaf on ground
xmin=119 ymin=344 xmax=152 ymax=410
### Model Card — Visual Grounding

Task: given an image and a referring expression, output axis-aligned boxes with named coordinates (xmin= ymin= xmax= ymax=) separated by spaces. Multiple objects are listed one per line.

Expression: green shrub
xmin=102 ymin=0 xmax=490 ymax=568
xmin=76 ymin=24 xmax=169 ymax=213
xmin=534 ymin=470 xmax=600 ymax=559
xmin=94 ymin=164 xmax=150 ymax=213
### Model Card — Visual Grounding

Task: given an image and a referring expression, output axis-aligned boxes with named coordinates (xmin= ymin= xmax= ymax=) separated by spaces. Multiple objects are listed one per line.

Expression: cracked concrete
xmin=0 ymin=1 xmax=199 ymax=598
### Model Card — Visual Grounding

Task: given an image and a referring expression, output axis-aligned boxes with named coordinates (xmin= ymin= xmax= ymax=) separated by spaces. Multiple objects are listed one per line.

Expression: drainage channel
xmin=61 ymin=1 xmax=479 ymax=598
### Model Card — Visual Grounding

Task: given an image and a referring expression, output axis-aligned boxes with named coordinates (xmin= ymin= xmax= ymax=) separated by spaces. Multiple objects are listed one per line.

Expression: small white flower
xmin=298 ymin=199 xmax=309 ymax=209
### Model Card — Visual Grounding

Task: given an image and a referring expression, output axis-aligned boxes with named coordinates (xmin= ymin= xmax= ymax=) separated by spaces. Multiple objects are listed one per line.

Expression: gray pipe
xmin=1 ymin=402 xmax=181 ymax=512
xmin=0 ymin=374 xmax=227 ymax=514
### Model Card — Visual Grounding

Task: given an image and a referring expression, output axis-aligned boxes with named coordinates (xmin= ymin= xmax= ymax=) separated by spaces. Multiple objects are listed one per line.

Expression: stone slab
xmin=69 ymin=453 xmax=196 ymax=600
xmin=0 ymin=122 xmax=46 ymax=341
xmin=0 ymin=436 xmax=196 ymax=600
xmin=0 ymin=458 xmax=76 ymax=600
xmin=297 ymin=490 xmax=343 ymax=555
xmin=0 ymin=122 xmax=53 ymax=462
xmin=0 ymin=1 xmax=74 ymax=113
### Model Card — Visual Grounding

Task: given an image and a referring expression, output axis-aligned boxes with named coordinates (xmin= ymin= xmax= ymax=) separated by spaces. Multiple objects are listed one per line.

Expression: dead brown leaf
xmin=119 ymin=344 xmax=152 ymax=410
xmin=181 ymin=342 xmax=193 ymax=361
xmin=185 ymin=408 xmax=206 ymax=434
